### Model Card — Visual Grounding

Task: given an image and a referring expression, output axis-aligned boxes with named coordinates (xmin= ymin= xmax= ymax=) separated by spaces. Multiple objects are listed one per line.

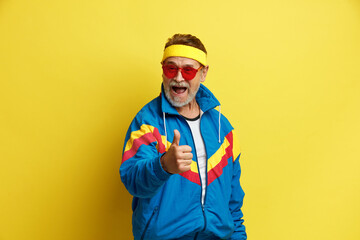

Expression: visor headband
xmin=162 ymin=44 xmax=207 ymax=66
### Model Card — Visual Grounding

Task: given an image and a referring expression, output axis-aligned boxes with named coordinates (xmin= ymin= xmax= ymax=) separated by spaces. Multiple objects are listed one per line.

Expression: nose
xmin=174 ymin=68 xmax=184 ymax=82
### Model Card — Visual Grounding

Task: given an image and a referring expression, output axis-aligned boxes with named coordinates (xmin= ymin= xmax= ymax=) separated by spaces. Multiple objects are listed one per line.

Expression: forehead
xmin=163 ymin=56 xmax=200 ymax=67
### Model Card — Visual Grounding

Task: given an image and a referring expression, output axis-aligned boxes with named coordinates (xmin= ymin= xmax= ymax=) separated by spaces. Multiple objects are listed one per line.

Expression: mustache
xmin=169 ymin=81 xmax=189 ymax=88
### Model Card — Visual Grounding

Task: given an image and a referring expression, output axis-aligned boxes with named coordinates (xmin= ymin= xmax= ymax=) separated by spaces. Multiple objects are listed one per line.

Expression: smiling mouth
xmin=172 ymin=86 xmax=187 ymax=94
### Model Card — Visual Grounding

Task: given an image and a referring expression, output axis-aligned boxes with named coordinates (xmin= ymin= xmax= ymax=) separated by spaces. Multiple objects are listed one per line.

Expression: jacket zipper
xmin=199 ymin=116 xmax=208 ymax=232
xmin=140 ymin=206 xmax=158 ymax=240
xmin=183 ymin=117 xmax=208 ymax=233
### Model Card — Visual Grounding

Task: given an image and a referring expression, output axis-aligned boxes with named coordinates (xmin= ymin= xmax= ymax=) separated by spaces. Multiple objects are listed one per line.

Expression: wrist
xmin=160 ymin=153 xmax=168 ymax=173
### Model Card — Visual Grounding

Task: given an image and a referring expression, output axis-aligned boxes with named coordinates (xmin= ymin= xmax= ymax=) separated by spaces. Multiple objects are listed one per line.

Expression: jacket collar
xmin=161 ymin=83 xmax=220 ymax=115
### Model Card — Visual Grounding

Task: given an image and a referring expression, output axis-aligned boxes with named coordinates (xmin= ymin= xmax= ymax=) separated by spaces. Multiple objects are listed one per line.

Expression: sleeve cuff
xmin=153 ymin=153 xmax=172 ymax=181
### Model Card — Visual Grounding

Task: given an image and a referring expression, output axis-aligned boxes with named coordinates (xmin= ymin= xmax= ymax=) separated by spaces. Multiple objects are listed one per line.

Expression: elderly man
xmin=120 ymin=34 xmax=246 ymax=240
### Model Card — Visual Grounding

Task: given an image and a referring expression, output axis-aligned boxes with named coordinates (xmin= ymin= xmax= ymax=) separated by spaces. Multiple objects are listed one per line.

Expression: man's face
xmin=162 ymin=56 xmax=208 ymax=108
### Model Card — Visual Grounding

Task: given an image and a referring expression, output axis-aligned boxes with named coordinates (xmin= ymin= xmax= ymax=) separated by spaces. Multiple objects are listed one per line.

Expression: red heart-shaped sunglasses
xmin=162 ymin=64 xmax=203 ymax=81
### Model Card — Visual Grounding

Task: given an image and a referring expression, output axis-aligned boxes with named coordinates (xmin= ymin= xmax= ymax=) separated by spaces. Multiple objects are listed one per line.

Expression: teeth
xmin=173 ymin=87 xmax=186 ymax=94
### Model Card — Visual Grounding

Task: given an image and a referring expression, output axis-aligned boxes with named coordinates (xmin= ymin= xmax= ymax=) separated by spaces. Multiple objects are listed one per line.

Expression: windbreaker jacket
xmin=120 ymin=84 xmax=246 ymax=240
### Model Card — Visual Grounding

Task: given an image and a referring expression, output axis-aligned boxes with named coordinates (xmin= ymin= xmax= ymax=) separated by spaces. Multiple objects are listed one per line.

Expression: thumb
xmin=172 ymin=129 xmax=181 ymax=146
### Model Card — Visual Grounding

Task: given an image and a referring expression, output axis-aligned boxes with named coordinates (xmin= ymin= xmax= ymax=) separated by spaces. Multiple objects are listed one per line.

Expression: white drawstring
xmin=218 ymin=105 xmax=221 ymax=143
xmin=163 ymin=112 xmax=167 ymax=143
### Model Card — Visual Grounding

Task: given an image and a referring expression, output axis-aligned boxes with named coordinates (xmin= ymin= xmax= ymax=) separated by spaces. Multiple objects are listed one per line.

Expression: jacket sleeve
xmin=120 ymin=117 xmax=171 ymax=198
xmin=229 ymin=130 xmax=247 ymax=239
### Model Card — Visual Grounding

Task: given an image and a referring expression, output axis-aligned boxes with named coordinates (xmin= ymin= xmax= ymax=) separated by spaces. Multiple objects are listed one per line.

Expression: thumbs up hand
xmin=160 ymin=129 xmax=193 ymax=174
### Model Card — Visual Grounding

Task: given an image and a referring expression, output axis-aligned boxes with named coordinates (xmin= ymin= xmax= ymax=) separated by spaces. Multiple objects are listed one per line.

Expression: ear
xmin=200 ymin=65 xmax=209 ymax=83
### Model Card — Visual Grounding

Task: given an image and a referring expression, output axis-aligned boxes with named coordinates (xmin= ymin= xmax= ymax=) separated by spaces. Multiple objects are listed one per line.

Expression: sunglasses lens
xmin=162 ymin=65 xmax=178 ymax=78
xmin=181 ymin=67 xmax=197 ymax=80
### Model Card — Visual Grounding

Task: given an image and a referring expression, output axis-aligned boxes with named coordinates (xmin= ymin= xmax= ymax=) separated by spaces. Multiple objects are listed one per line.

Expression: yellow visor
xmin=162 ymin=44 xmax=207 ymax=66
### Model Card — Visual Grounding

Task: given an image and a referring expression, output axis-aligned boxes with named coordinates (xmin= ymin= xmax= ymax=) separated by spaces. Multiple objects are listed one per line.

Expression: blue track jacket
xmin=120 ymin=84 xmax=246 ymax=240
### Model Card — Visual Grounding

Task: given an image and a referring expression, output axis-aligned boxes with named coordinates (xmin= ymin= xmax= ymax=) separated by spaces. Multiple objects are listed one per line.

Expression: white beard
xmin=164 ymin=81 xmax=200 ymax=108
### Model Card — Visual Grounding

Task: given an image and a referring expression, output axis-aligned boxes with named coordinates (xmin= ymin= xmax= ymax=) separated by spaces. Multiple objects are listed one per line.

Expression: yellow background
xmin=1 ymin=0 xmax=359 ymax=239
